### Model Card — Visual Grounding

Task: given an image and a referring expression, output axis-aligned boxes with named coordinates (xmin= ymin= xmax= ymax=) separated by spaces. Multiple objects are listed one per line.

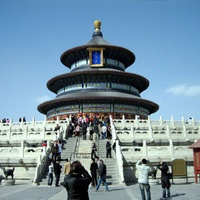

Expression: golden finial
xmin=94 ymin=20 xmax=101 ymax=32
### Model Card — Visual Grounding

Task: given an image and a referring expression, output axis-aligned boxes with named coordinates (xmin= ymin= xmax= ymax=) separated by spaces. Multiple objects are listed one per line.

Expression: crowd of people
xmin=47 ymin=134 xmax=110 ymax=199
xmin=1 ymin=118 xmax=10 ymax=123
xmin=67 ymin=115 xmax=112 ymax=140
xmin=47 ymin=155 xmax=109 ymax=199
xmin=0 ymin=117 xmax=27 ymax=124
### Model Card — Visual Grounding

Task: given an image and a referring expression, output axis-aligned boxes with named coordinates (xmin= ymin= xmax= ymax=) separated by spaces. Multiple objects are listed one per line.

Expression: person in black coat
xmin=82 ymin=121 xmax=88 ymax=140
xmin=91 ymin=142 xmax=97 ymax=159
xmin=157 ymin=162 xmax=171 ymax=198
xmin=90 ymin=158 xmax=98 ymax=187
xmin=61 ymin=160 xmax=92 ymax=200
xmin=51 ymin=140 xmax=59 ymax=162
xmin=53 ymin=160 xmax=62 ymax=187
xmin=106 ymin=139 xmax=112 ymax=158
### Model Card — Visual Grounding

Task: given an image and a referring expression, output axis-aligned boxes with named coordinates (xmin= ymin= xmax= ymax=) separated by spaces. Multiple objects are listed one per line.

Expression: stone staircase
xmin=63 ymin=136 xmax=119 ymax=185
xmin=97 ymin=139 xmax=119 ymax=185
xmin=39 ymin=137 xmax=78 ymax=185
xmin=39 ymin=136 xmax=119 ymax=186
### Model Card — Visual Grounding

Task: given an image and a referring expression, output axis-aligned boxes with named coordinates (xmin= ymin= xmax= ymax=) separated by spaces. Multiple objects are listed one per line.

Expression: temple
xmin=0 ymin=21 xmax=199 ymax=186
xmin=37 ymin=20 xmax=159 ymax=120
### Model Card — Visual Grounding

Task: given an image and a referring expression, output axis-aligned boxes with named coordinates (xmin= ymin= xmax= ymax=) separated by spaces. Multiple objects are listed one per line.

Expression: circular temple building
xmin=37 ymin=20 xmax=159 ymax=120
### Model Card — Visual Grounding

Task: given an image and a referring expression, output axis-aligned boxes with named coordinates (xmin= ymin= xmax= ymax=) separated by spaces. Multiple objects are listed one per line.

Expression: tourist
xmin=106 ymin=139 xmax=112 ymax=158
xmin=68 ymin=123 xmax=74 ymax=137
xmin=61 ymin=160 xmax=92 ymax=200
xmin=47 ymin=162 xmax=54 ymax=187
xmin=89 ymin=123 xmax=94 ymax=140
xmin=82 ymin=121 xmax=88 ymax=140
xmin=51 ymin=140 xmax=58 ymax=162
xmin=136 ymin=158 xmax=151 ymax=200
xmin=23 ymin=117 xmax=26 ymax=122
xmin=107 ymin=123 xmax=112 ymax=139
xmin=93 ymin=122 xmax=99 ymax=141
xmin=53 ymin=160 xmax=62 ymax=187
xmin=157 ymin=162 xmax=171 ymax=198
xmin=57 ymin=139 xmax=62 ymax=160
xmin=96 ymin=159 xmax=109 ymax=192
xmin=95 ymin=156 xmax=101 ymax=168
xmin=51 ymin=140 xmax=59 ymax=162
xmin=85 ymin=115 xmax=90 ymax=126
xmin=54 ymin=124 xmax=60 ymax=131
xmin=90 ymin=158 xmax=98 ymax=187
xmin=78 ymin=116 xmax=83 ymax=125
xmin=112 ymin=141 xmax=116 ymax=154
xmin=101 ymin=123 xmax=107 ymax=139
xmin=91 ymin=142 xmax=97 ymax=159
xmin=75 ymin=123 xmax=81 ymax=136
xmin=63 ymin=158 xmax=71 ymax=175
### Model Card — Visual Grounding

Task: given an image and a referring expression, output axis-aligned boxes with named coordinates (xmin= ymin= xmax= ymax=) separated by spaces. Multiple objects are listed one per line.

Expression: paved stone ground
xmin=0 ymin=179 xmax=200 ymax=200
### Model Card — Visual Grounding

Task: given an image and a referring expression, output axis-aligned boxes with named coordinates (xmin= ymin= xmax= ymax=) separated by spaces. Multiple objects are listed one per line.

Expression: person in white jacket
xmin=136 ymin=159 xmax=151 ymax=200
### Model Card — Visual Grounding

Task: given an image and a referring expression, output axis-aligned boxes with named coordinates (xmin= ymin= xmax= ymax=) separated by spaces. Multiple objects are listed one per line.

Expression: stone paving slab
xmin=0 ymin=180 xmax=200 ymax=200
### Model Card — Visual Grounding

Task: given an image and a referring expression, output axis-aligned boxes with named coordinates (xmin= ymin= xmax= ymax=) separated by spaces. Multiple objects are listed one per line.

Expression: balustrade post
xmin=122 ymin=115 xmax=125 ymax=128
xmin=171 ymin=116 xmax=175 ymax=128
xmin=32 ymin=117 xmax=35 ymax=128
xmin=9 ymin=118 xmax=13 ymax=127
xmin=159 ymin=116 xmax=163 ymax=126
xmin=142 ymin=140 xmax=147 ymax=158
xmin=169 ymin=139 xmax=174 ymax=160
xmin=147 ymin=115 xmax=151 ymax=126
xmin=25 ymin=126 xmax=28 ymax=140
xmin=135 ymin=115 xmax=139 ymax=128
xmin=181 ymin=117 xmax=185 ymax=125
xmin=166 ymin=125 xmax=170 ymax=139
xmin=149 ymin=125 xmax=153 ymax=142
xmin=21 ymin=140 xmax=25 ymax=158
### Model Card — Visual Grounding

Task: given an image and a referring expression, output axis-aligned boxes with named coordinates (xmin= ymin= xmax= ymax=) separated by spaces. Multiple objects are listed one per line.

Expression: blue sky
xmin=0 ymin=0 xmax=200 ymax=122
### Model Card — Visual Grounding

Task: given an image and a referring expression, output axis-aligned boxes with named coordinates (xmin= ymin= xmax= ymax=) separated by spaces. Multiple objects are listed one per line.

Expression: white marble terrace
xmin=111 ymin=115 xmax=199 ymax=163
xmin=0 ymin=115 xmax=199 ymax=183
xmin=0 ymin=117 xmax=69 ymax=182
